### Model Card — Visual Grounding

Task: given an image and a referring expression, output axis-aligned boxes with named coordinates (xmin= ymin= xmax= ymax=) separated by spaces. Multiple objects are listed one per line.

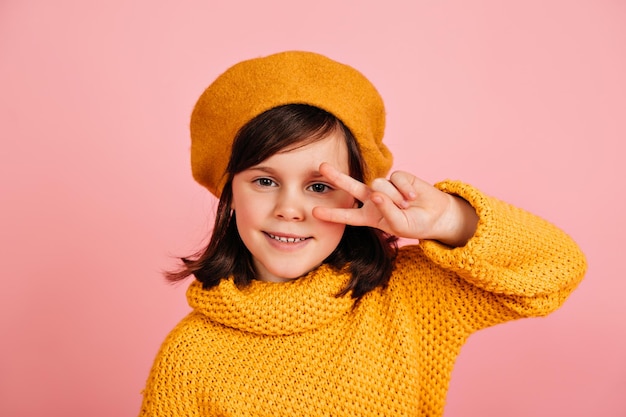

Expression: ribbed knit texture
xmin=139 ymin=181 xmax=586 ymax=417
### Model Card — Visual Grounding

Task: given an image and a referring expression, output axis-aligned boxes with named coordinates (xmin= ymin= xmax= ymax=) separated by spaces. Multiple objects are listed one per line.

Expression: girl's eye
xmin=254 ymin=178 xmax=277 ymax=187
xmin=308 ymin=183 xmax=332 ymax=193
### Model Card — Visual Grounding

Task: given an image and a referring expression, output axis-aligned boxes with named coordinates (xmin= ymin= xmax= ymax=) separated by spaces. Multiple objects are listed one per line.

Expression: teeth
xmin=268 ymin=233 xmax=307 ymax=243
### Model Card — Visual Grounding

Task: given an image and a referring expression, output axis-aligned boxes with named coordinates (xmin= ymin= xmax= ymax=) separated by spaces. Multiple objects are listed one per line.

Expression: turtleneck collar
xmin=186 ymin=265 xmax=355 ymax=336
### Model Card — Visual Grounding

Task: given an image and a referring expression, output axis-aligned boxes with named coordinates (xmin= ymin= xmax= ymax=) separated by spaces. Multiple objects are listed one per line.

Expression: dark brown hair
xmin=167 ymin=104 xmax=397 ymax=301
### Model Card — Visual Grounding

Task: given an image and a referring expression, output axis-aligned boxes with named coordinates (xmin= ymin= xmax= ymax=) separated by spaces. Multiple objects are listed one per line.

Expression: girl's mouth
xmin=266 ymin=233 xmax=310 ymax=243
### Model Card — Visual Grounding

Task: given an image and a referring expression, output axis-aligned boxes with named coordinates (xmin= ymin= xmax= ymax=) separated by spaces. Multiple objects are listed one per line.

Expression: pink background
xmin=1 ymin=1 xmax=624 ymax=416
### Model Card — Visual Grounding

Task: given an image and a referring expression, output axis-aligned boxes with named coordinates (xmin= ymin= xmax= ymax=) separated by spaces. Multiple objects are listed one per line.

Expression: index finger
xmin=319 ymin=162 xmax=371 ymax=202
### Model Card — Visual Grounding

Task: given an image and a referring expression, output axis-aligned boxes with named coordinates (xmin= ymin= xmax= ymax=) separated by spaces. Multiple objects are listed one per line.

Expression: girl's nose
xmin=274 ymin=190 xmax=305 ymax=221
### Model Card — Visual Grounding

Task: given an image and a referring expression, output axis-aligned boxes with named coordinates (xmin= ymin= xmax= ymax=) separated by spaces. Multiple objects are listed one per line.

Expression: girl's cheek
xmin=322 ymin=196 xmax=351 ymax=208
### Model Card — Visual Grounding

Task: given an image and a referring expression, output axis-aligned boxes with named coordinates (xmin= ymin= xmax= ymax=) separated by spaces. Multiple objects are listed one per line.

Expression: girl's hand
xmin=312 ymin=163 xmax=479 ymax=247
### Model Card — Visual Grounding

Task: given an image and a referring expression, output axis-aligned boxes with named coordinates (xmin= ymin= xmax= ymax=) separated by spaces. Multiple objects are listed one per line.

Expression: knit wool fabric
xmin=139 ymin=181 xmax=587 ymax=417
xmin=190 ymin=51 xmax=392 ymax=197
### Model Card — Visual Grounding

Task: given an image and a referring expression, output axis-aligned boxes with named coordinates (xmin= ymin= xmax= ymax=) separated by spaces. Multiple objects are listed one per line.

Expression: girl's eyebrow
xmin=247 ymin=166 xmax=275 ymax=174
xmin=247 ymin=165 xmax=325 ymax=179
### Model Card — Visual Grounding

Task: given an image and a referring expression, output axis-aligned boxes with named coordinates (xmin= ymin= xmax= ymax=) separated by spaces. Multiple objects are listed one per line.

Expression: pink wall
xmin=1 ymin=1 xmax=624 ymax=416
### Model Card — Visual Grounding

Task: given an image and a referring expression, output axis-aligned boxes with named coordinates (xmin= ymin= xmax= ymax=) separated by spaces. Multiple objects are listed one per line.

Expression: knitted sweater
xmin=139 ymin=182 xmax=586 ymax=417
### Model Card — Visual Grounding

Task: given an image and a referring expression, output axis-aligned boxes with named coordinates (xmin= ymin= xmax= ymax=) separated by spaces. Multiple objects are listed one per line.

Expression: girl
xmin=139 ymin=51 xmax=586 ymax=417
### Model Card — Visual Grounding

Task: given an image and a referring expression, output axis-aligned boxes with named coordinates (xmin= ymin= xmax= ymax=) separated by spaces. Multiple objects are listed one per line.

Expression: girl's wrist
xmin=435 ymin=195 xmax=479 ymax=247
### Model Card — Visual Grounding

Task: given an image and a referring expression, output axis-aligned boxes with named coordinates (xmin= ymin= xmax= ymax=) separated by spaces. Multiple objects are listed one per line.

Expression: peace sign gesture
xmin=312 ymin=163 xmax=478 ymax=247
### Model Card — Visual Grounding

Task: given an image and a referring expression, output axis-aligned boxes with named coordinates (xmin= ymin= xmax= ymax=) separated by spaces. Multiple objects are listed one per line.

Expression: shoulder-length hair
xmin=167 ymin=104 xmax=397 ymax=301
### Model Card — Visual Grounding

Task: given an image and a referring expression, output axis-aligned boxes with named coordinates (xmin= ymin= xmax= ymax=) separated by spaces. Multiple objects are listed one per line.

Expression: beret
xmin=190 ymin=51 xmax=393 ymax=197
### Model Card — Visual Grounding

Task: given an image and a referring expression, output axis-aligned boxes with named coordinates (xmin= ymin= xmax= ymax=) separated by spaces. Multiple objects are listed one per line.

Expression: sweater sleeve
xmin=138 ymin=313 xmax=206 ymax=417
xmin=418 ymin=180 xmax=587 ymax=328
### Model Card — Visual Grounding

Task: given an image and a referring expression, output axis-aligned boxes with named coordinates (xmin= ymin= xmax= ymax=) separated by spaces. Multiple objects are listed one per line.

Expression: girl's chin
xmin=255 ymin=265 xmax=322 ymax=283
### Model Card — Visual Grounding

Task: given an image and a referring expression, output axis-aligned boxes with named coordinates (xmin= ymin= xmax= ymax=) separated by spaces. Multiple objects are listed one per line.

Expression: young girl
xmin=139 ymin=51 xmax=587 ymax=417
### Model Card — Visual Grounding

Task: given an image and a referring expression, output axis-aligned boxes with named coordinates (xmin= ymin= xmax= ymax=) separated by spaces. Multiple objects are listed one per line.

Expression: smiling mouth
xmin=266 ymin=233 xmax=310 ymax=243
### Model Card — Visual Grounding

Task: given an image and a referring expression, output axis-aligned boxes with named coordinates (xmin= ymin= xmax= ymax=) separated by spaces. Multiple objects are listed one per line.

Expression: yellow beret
xmin=190 ymin=51 xmax=393 ymax=197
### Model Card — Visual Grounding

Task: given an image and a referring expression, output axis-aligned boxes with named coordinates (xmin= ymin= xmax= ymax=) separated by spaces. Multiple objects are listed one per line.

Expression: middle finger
xmin=371 ymin=178 xmax=410 ymax=209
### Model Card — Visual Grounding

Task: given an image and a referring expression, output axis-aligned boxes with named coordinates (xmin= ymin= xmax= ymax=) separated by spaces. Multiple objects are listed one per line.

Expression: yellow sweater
xmin=139 ymin=182 xmax=586 ymax=417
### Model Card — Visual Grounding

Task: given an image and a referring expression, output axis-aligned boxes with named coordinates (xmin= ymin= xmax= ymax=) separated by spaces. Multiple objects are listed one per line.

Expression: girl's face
xmin=231 ymin=131 xmax=356 ymax=283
